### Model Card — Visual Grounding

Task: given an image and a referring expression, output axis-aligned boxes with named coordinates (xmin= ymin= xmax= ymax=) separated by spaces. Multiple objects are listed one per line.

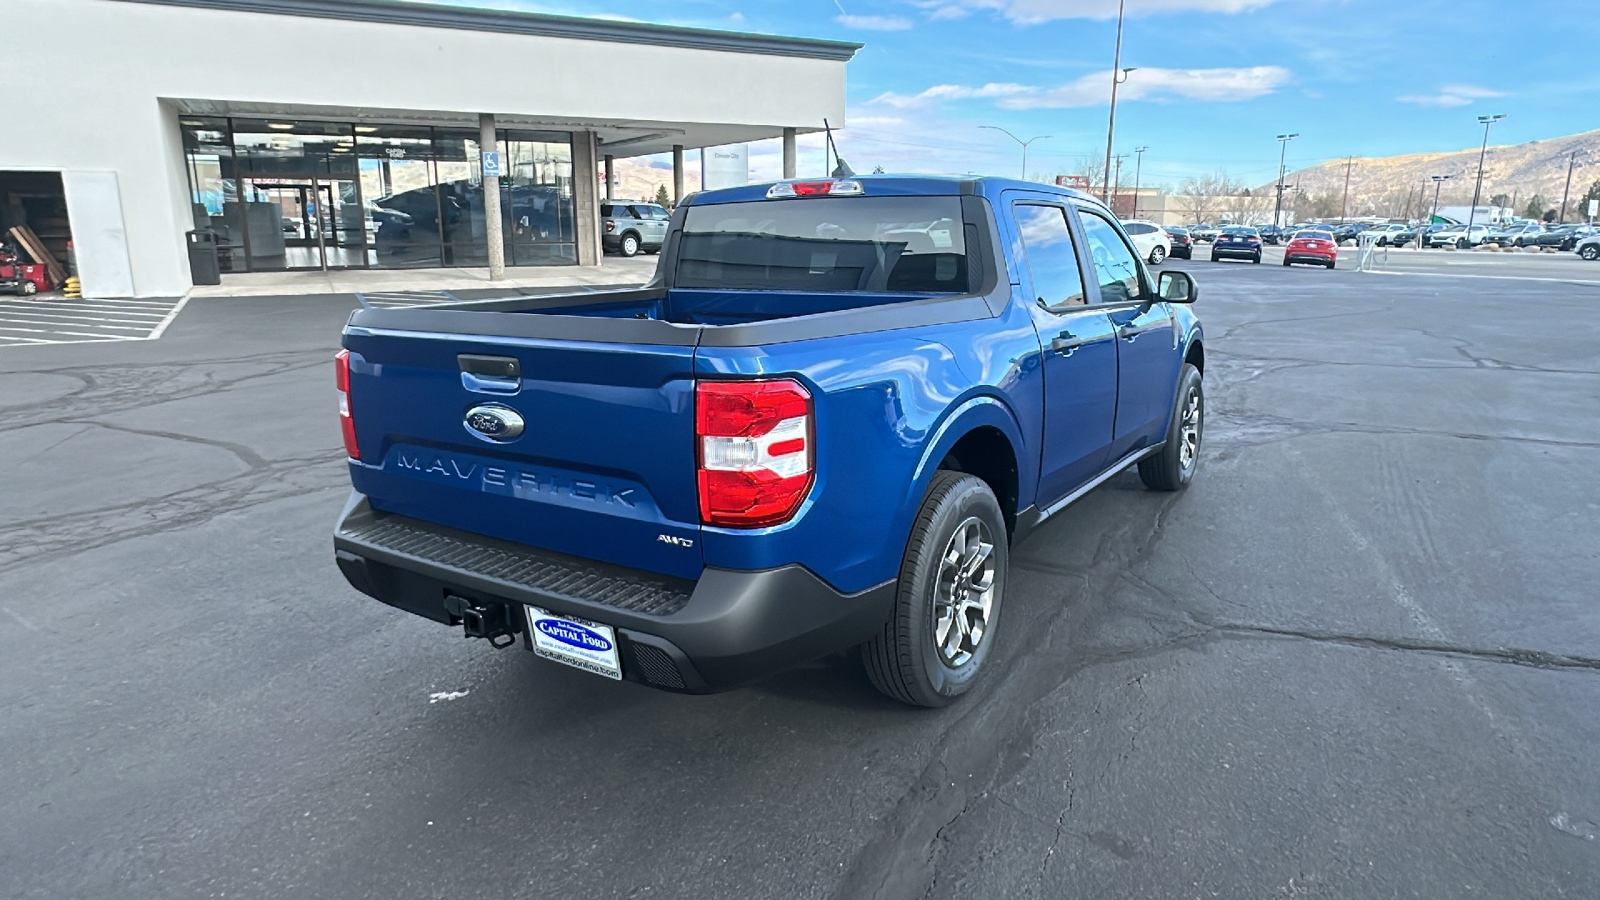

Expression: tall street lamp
xmin=979 ymin=126 xmax=1050 ymax=180
xmin=1132 ymin=146 xmax=1148 ymax=218
xmin=1272 ymin=132 xmax=1298 ymax=229
xmin=1466 ymin=113 xmax=1506 ymax=235
xmin=1101 ymin=67 xmax=1135 ymax=202
xmin=1430 ymin=174 xmax=1452 ymax=221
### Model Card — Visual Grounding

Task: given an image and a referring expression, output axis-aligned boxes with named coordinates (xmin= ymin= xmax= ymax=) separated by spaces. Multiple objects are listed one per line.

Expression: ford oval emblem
xmin=535 ymin=619 xmax=613 ymax=653
xmin=464 ymin=404 xmax=525 ymax=442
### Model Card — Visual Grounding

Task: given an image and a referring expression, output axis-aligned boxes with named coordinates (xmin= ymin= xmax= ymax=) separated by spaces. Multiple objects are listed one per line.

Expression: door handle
xmin=1051 ymin=333 xmax=1084 ymax=354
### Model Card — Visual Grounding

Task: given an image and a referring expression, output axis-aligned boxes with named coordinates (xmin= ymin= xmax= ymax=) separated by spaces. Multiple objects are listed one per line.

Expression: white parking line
xmin=0 ymin=295 xmax=187 ymax=348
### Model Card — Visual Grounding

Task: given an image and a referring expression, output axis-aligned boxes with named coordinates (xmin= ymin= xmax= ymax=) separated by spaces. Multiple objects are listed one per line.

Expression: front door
xmin=1072 ymin=206 xmax=1182 ymax=458
xmin=241 ymin=177 xmax=366 ymax=271
xmin=1009 ymin=199 xmax=1120 ymax=506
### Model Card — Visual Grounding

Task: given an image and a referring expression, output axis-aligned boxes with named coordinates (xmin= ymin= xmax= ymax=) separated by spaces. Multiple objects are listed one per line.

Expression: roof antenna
xmin=823 ymin=119 xmax=855 ymax=178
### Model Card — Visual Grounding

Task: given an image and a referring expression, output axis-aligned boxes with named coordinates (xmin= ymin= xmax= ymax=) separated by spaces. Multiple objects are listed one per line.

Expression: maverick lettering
xmin=395 ymin=452 xmax=638 ymax=508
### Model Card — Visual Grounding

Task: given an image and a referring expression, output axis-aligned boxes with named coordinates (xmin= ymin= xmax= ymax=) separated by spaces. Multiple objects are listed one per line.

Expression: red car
xmin=1283 ymin=229 xmax=1338 ymax=269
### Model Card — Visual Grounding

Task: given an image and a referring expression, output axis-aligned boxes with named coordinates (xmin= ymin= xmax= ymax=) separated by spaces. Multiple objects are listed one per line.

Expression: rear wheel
xmin=1581 ymin=245 xmax=1600 ymax=261
xmin=1326 ymin=259 xmax=1335 ymax=269
xmin=863 ymin=471 xmax=1008 ymax=708
xmin=1457 ymin=238 xmax=1469 ymax=250
xmin=1251 ymin=252 xmax=1261 ymax=264
xmin=1138 ymin=364 xmax=1204 ymax=491
xmin=1149 ymin=246 xmax=1166 ymax=265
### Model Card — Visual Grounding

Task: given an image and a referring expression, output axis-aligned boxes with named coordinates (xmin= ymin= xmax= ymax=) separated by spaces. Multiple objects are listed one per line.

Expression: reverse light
xmin=335 ymin=349 xmax=360 ymax=460
xmin=696 ymin=379 xmax=814 ymax=528
xmin=766 ymin=179 xmax=864 ymax=199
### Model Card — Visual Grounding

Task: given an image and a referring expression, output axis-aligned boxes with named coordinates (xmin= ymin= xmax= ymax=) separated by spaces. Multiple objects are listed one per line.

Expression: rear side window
xmin=1013 ymin=204 xmax=1086 ymax=309
xmin=675 ymin=196 xmax=970 ymax=293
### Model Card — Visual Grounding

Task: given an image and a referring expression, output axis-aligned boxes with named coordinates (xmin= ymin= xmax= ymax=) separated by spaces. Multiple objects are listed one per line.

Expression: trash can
xmin=186 ymin=230 xmax=221 ymax=285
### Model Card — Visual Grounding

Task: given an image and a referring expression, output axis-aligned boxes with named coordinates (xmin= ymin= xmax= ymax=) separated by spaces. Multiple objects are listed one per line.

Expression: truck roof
xmin=682 ymin=174 xmax=1107 ymax=209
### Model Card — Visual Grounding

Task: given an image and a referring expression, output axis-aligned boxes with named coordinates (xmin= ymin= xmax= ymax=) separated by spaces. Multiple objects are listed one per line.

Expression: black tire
xmin=1149 ymin=246 xmax=1166 ymax=265
xmin=1326 ymin=259 xmax=1335 ymax=269
xmin=1581 ymin=245 xmax=1600 ymax=261
xmin=619 ymin=232 xmax=641 ymax=257
xmin=1514 ymin=238 xmax=1523 ymax=247
xmin=1282 ymin=258 xmax=1291 ymax=267
xmin=1138 ymin=363 xmax=1203 ymax=491
xmin=863 ymin=471 xmax=1008 ymax=708
xmin=1457 ymin=238 xmax=1469 ymax=250
xmin=1251 ymin=253 xmax=1261 ymax=264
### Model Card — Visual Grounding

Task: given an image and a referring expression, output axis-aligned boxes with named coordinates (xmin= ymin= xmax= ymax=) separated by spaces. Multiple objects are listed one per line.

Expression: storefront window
xmin=180 ymin=117 xmax=574 ymax=272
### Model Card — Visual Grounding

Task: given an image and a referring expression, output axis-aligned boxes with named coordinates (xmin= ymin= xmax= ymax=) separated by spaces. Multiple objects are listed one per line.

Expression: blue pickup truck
xmin=333 ymin=175 xmax=1205 ymax=707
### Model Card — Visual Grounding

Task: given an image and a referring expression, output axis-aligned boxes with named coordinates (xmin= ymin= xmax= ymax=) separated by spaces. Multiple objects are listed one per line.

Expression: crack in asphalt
xmin=1207 ymin=622 xmax=1600 ymax=674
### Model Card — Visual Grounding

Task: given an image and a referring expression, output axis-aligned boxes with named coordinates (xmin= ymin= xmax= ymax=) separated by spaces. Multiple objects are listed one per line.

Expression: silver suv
xmin=601 ymin=202 xmax=669 ymax=256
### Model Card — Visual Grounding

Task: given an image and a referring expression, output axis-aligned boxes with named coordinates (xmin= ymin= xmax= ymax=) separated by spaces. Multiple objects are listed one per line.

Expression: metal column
xmin=479 ymin=113 xmax=505 ymax=281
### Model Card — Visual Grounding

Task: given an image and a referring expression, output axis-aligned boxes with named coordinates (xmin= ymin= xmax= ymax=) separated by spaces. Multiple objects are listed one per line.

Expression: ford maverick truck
xmin=333 ymin=175 xmax=1205 ymax=707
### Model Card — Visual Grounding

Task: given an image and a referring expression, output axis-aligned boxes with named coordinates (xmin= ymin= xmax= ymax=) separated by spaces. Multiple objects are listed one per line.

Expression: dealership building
xmin=4 ymin=0 xmax=857 ymax=298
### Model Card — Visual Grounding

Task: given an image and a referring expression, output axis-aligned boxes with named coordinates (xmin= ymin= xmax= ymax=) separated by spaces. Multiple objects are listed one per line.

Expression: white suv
xmin=1121 ymin=219 xmax=1173 ymax=264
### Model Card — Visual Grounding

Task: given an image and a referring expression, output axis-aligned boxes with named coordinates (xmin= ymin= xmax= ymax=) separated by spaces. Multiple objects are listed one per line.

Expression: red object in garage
xmin=0 ymin=263 xmax=52 ymax=294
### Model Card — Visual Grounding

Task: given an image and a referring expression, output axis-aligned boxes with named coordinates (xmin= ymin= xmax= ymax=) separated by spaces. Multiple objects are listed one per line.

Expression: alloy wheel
xmin=931 ymin=517 xmax=997 ymax=669
xmin=1178 ymin=384 xmax=1202 ymax=472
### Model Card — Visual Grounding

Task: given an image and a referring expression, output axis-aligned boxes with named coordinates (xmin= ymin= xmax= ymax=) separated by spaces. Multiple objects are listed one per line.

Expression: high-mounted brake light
xmin=696 ymin=379 xmax=814 ymax=528
xmin=335 ymin=349 xmax=360 ymax=461
xmin=766 ymin=179 xmax=864 ymax=199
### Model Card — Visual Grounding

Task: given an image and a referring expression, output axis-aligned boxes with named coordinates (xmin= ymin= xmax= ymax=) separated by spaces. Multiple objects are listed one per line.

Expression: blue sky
xmin=438 ymin=0 xmax=1598 ymax=186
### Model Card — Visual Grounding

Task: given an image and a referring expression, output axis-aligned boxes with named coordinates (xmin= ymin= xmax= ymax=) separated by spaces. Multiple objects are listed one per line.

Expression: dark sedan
xmin=1164 ymin=225 xmax=1194 ymax=259
xmin=1525 ymin=224 xmax=1597 ymax=251
xmin=1211 ymin=225 xmax=1263 ymax=263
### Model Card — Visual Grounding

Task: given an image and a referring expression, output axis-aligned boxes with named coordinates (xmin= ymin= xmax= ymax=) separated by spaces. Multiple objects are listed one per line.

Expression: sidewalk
xmin=187 ymin=256 xmax=659 ymax=298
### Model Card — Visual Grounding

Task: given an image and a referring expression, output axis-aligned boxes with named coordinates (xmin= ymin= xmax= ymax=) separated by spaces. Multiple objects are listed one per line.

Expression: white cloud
xmin=870 ymin=82 xmax=1034 ymax=107
xmin=912 ymin=0 xmax=1281 ymax=23
xmin=872 ymin=66 xmax=1290 ymax=110
xmin=834 ymin=13 xmax=915 ymax=29
xmin=1396 ymin=84 xmax=1506 ymax=107
xmin=1001 ymin=66 xmax=1291 ymax=107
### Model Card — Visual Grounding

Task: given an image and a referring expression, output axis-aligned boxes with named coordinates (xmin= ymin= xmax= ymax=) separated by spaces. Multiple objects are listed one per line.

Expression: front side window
xmin=1076 ymin=210 xmax=1146 ymax=304
xmin=675 ymin=196 xmax=970 ymax=293
xmin=1013 ymin=204 xmax=1086 ymax=309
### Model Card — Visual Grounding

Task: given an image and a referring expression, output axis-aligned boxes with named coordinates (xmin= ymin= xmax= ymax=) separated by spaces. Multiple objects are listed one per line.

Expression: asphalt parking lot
xmin=3 ymin=254 xmax=1598 ymax=899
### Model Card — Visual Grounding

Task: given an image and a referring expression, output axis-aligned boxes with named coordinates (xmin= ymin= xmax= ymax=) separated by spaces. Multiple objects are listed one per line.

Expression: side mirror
xmin=1157 ymin=270 xmax=1198 ymax=304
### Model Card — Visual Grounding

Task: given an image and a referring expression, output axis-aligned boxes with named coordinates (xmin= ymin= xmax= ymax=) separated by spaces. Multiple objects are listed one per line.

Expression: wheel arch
xmin=908 ymin=396 xmax=1027 ymax=537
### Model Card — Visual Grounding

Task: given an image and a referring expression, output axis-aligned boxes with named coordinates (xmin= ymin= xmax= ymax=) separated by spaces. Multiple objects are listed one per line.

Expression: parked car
xmin=1367 ymin=223 xmax=1409 ymax=246
xmin=1487 ymin=223 xmax=1545 ymax=246
xmin=1283 ymin=229 xmax=1338 ymax=269
xmin=1428 ymin=224 xmax=1494 ymax=249
xmin=1525 ymin=224 xmax=1597 ymax=251
xmin=1255 ymin=224 xmax=1290 ymax=245
xmin=1329 ymin=222 xmax=1369 ymax=245
xmin=1191 ymin=224 xmax=1220 ymax=242
xmin=1164 ymin=225 xmax=1194 ymax=259
xmin=1575 ymin=234 xmax=1600 ymax=260
xmin=1211 ymin=225 xmax=1263 ymax=263
xmin=601 ymin=201 xmax=670 ymax=256
xmin=1121 ymin=219 xmax=1173 ymax=263
xmin=1391 ymin=223 xmax=1444 ymax=247
xmin=330 ymin=174 xmax=1206 ymax=707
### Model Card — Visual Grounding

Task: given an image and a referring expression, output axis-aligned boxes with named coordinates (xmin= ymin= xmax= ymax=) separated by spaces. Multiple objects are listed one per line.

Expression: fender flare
xmin=904 ymin=394 xmax=1028 ymax=514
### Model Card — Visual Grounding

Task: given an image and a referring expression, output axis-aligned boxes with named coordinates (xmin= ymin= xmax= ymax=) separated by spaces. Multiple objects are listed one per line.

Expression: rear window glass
xmin=676 ymin=197 xmax=970 ymax=293
xmin=1222 ymin=226 xmax=1257 ymax=235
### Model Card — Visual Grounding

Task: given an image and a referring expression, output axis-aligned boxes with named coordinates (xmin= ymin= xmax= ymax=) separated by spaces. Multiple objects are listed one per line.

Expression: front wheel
xmin=619 ymin=233 xmax=641 ymax=257
xmin=19 ymin=280 xmax=38 ymax=295
xmin=1457 ymin=238 xmax=1469 ymax=250
xmin=1149 ymin=246 xmax=1166 ymax=265
xmin=1138 ymin=363 xmax=1203 ymax=491
xmin=1581 ymin=245 xmax=1600 ymax=261
xmin=863 ymin=471 xmax=1008 ymax=708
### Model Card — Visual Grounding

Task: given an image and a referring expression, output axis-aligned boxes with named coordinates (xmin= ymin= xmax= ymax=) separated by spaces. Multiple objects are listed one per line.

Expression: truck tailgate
xmin=342 ymin=327 xmax=702 ymax=580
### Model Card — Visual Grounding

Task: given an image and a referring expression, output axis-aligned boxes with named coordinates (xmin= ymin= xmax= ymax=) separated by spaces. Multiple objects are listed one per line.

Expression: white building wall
xmin=3 ymin=0 xmax=850 ymax=297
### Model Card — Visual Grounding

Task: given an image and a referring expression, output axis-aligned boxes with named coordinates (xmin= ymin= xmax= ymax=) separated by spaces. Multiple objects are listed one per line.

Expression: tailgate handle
xmin=458 ymin=354 xmax=521 ymax=393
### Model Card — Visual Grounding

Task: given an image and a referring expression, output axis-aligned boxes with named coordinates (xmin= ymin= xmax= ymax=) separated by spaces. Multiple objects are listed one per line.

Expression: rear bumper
xmin=1285 ymin=252 xmax=1335 ymax=264
xmin=1212 ymin=246 xmax=1259 ymax=257
xmin=332 ymin=494 xmax=895 ymax=693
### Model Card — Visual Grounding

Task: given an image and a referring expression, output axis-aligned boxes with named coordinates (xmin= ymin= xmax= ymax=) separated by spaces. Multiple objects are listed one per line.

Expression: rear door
xmin=1008 ymin=198 xmax=1119 ymax=504
xmin=1072 ymin=204 xmax=1182 ymax=459
xmin=342 ymin=325 xmax=705 ymax=579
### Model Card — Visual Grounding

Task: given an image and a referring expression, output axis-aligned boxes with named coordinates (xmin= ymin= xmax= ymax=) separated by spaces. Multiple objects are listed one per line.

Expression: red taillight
xmin=604 ymin=220 xmax=615 ymax=233
xmin=335 ymin=349 xmax=359 ymax=461
xmin=790 ymin=181 xmax=834 ymax=196
xmin=696 ymin=379 xmax=813 ymax=528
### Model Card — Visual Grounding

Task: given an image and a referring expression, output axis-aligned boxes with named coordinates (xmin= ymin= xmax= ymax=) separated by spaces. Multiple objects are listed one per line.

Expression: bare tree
xmin=1073 ymin=155 xmax=1107 ymax=190
xmin=1177 ymin=170 xmax=1248 ymax=224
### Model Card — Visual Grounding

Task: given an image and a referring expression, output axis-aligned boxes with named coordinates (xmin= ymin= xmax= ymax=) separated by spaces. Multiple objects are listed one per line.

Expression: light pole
xmin=1272 ymin=132 xmax=1298 ymax=229
xmin=1101 ymin=68 xmax=1135 ymax=202
xmin=1430 ymin=174 xmax=1452 ymax=220
xmin=1132 ymin=146 xmax=1148 ymax=218
xmin=979 ymin=126 xmax=1050 ymax=181
xmin=1558 ymin=151 xmax=1577 ymax=224
xmin=1101 ymin=0 xmax=1133 ymax=203
xmin=1110 ymin=153 xmax=1128 ymax=215
xmin=1466 ymin=113 xmax=1506 ymax=235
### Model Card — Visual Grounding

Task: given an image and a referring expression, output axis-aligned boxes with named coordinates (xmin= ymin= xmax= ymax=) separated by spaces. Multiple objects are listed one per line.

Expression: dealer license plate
xmin=524 ymin=606 xmax=622 ymax=680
